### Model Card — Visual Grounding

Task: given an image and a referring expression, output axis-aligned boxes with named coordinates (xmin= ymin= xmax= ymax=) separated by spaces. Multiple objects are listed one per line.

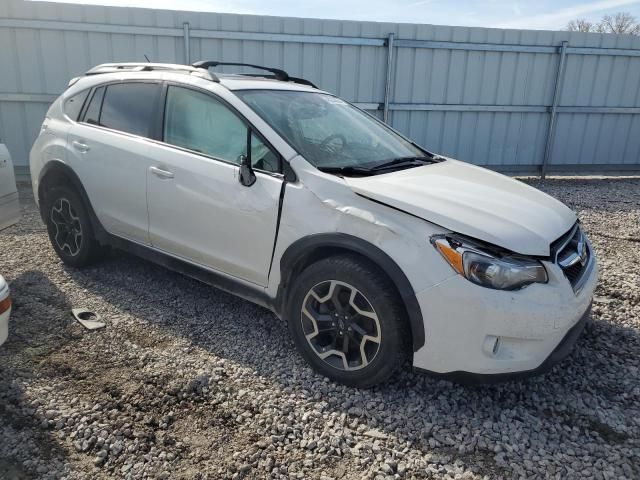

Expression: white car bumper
xmin=0 ymin=276 xmax=11 ymax=345
xmin=412 ymin=255 xmax=598 ymax=380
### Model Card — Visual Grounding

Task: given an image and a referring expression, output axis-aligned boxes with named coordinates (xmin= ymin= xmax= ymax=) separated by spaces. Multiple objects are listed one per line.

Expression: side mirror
xmin=238 ymin=154 xmax=256 ymax=187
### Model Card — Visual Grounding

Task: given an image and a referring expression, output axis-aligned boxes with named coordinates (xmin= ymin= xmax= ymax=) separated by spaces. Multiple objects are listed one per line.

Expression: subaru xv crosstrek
xmin=30 ymin=62 xmax=597 ymax=387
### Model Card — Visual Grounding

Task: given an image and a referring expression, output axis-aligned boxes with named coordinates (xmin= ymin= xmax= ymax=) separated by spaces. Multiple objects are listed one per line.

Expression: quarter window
xmin=163 ymin=86 xmax=247 ymax=164
xmin=250 ymin=133 xmax=280 ymax=173
xmin=64 ymin=89 xmax=90 ymax=121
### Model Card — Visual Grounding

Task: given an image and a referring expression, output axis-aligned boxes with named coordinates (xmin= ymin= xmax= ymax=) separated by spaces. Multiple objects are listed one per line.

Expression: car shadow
xmin=3 ymin=184 xmax=47 ymax=239
xmin=0 ymin=270 xmax=77 ymax=479
xmin=59 ymin=247 xmax=640 ymax=475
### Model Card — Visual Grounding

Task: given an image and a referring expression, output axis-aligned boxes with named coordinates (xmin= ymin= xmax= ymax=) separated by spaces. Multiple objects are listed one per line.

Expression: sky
xmin=42 ymin=0 xmax=640 ymax=31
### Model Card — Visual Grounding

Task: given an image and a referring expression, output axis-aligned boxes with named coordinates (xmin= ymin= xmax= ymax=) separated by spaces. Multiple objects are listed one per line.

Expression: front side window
xmin=236 ymin=90 xmax=429 ymax=170
xmin=99 ymin=83 xmax=159 ymax=137
xmin=163 ymin=86 xmax=247 ymax=164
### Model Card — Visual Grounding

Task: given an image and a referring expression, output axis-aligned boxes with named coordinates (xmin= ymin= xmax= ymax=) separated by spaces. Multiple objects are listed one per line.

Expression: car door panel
xmin=147 ymin=143 xmax=283 ymax=286
xmin=67 ymin=124 xmax=152 ymax=243
xmin=146 ymin=84 xmax=283 ymax=286
xmin=66 ymin=82 xmax=160 ymax=244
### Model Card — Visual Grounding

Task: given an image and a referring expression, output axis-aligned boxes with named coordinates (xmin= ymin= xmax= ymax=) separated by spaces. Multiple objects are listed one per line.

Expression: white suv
xmin=30 ymin=62 xmax=597 ymax=387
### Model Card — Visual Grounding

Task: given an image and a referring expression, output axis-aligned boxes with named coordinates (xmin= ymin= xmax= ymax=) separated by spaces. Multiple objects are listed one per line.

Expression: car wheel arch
xmin=278 ymin=233 xmax=425 ymax=351
xmin=38 ymin=161 xmax=107 ymax=242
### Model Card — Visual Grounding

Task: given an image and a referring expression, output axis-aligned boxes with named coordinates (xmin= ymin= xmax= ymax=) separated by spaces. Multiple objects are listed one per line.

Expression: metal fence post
xmin=383 ymin=32 xmax=395 ymax=124
xmin=541 ymin=40 xmax=568 ymax=179
xmin=183 ymin=22 xmax=191 ymax=64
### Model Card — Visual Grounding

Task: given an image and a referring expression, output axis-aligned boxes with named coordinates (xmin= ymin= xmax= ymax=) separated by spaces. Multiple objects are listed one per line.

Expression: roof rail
xmin=193 ymin=61 xmax=289 ymax=80
xmin=237 ymin=73 xmax=318 ymax=89
xmin=84 ymin=63 xmax=220 ymax=81
xmin=192 ymin=61 xmax=316 ymax=88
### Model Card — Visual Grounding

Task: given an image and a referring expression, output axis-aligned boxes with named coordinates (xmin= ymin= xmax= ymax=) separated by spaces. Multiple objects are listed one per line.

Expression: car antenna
xmin=144 ymin=54 xmax=151 ymax=63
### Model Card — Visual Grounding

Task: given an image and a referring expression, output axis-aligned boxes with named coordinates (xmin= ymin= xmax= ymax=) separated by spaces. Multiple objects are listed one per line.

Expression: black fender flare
xmin=37 ymin=160 xmax=108 ymax=242
xmin=278 ymin=233 xmax=425 ymax=351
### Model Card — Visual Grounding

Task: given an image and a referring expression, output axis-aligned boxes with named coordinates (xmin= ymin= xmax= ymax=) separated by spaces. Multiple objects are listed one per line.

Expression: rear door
xmin=146 ymin=84 xmax=284 ymax=286
xmin=0 ymin=143 xmax=20 ymax=231
xmin=67 ymin=82 xmax=161 ymax=244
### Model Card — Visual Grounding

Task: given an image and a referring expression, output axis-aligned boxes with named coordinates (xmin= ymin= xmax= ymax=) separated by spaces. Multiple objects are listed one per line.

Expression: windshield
xmin=236 ymin=90 xmax=429 ymax=170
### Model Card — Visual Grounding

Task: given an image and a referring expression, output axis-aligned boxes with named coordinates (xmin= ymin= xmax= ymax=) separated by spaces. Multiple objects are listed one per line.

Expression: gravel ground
xmin=0 ymin=178 xmax=639 ymax=480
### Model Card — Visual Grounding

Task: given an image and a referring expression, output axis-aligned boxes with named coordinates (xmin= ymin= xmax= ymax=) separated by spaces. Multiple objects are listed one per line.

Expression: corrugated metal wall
xmin=1 ymin=0 xmax=640 ymax=178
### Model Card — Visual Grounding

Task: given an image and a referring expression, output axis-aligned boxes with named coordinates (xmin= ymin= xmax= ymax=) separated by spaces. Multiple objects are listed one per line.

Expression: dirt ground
xmin=0 ymin=178 xmax=639 ymax=479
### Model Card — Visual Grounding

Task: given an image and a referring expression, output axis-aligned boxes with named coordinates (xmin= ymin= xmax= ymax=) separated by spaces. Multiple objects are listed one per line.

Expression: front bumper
xmin=412 ymin=255 xmax=597 ymax=380
xmin=419 ymin=303 xmax=591 ymax=384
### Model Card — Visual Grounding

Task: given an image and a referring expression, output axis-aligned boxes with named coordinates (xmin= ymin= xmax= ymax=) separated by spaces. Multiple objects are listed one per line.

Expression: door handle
xmin=72 ymin=140 xmax=90 ymax=153
xmin=149 ymin=166 xmax=174 ymax=179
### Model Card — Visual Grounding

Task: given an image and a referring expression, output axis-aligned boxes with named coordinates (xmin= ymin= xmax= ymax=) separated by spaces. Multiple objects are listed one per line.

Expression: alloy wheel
xmin=50 ymin=198 xmax=83 ymax=256
xmin=301 ymin=280 xmax=382 ymax=371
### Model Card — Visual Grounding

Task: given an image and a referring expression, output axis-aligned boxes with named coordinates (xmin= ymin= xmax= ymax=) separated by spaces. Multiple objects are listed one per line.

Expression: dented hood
xmin=344 ymin=159 xmax=576 ymax=256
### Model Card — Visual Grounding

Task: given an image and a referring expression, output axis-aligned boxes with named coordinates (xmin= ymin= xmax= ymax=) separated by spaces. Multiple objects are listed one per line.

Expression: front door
xmin=147 ymin=85 xmax=283 ymax=286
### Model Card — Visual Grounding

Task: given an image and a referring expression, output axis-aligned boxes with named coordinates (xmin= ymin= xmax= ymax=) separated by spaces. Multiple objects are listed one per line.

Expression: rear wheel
xmin=287 ymin=255 xmax=409 ymax=388
xmin=44 ymin=186 xmax=105 ymax=267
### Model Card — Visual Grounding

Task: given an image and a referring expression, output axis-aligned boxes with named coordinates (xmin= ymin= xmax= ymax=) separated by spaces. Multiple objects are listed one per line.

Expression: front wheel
xmin=287 ymin=255 xmax=409 ymax=388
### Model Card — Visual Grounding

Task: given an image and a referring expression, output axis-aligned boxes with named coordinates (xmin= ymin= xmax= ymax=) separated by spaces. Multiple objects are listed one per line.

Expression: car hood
xmin=344 ymin=159 xmax=576 ymax=256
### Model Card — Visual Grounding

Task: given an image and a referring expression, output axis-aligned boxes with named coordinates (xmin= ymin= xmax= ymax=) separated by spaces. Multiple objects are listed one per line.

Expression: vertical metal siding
xmin=1 ymin=0 xmax=640 ymax=177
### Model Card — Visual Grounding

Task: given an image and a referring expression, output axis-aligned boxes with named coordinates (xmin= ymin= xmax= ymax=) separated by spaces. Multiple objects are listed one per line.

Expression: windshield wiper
xmin=370 ymin=155 xmax=438 ymax=172
xmin=317 ymin=165 xmax=374 ymax=176
xmin=317 ymin=155 xmax=442 ymax=177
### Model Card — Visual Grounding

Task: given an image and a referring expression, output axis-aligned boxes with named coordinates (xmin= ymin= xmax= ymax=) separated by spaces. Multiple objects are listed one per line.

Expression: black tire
xmin=44 ymin=186 xmax=105 ymax=267
xmin=287 ymin=254 xmax=410 ymax=388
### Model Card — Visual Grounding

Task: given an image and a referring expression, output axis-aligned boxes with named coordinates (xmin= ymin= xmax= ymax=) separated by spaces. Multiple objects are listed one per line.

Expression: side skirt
xmin=106 ymin=234 xmax=279 ymax=315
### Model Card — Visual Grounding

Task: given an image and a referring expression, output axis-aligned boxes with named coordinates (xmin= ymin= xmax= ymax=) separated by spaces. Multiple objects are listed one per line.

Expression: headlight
xmin=431 ymin=236 xmax=548 ymax=290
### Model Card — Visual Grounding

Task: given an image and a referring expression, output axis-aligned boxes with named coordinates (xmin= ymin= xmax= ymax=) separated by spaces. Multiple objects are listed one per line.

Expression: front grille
xmin=552 ymin=224 xmax=591 ymax=291
xmin=563 ymin=261 xmax=585 ymax=285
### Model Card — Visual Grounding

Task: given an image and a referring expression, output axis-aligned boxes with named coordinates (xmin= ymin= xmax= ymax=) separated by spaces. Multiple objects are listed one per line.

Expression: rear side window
xmin=99 ymin=83 xmax=159 ymax=137
xmin=83 ymin=86 xmax=105 ymax=125
xmin=64 ymin=90 xmax=90 ymax=121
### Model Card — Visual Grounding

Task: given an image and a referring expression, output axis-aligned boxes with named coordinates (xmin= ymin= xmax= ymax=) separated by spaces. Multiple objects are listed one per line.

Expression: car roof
xmin=71 ymin=62 xmax=321 ymax=94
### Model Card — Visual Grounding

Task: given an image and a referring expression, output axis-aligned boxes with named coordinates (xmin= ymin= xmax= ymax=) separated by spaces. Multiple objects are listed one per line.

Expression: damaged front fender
xmin=278 ymin=232 xmax=426 ymax=351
